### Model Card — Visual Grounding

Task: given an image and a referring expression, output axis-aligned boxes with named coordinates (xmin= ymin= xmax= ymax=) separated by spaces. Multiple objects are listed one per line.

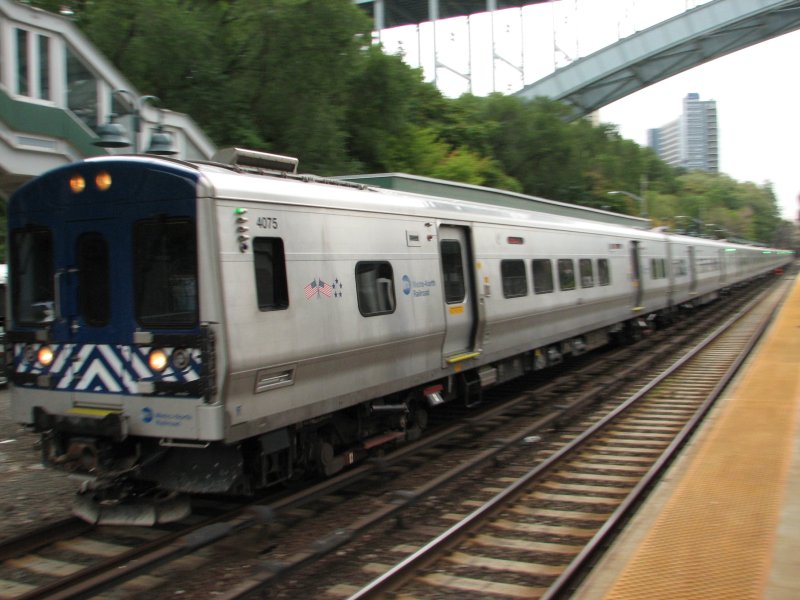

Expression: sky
xmin=376 ymin=0 xmax=799 ymax=221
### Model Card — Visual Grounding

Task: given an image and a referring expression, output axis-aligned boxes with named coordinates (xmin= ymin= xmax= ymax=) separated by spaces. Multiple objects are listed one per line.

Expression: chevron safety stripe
xmin=13 ymin=343 xmax=202 ymax=395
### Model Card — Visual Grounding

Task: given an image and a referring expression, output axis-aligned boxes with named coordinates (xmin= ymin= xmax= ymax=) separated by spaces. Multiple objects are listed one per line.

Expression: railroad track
xmin=344 ymin=278 xmax=792 ymax=599
xmin=0 ymin=275 xmax=784 ymax=599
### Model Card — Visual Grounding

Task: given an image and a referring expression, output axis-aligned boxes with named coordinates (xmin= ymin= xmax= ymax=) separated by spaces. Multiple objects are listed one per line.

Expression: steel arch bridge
xmin=512 ymin=0 xmax=800 ymax=116
xmin=356 ymin=0 xmax=800 ymax=115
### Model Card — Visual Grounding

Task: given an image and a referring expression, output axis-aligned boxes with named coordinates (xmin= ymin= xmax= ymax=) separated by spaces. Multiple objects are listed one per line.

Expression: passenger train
xmin=6 ymin=148 xmax=792 ymax=523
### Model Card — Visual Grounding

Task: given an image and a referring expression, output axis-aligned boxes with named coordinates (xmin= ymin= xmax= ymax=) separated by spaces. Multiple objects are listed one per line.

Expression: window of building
xmin=38 ymin=35 xmax=51 ymax=100
xmin=557 ymin=259 xmax=575 ymax=291
xmin=440 ymin=240 xmax=465 ymax=303
xmin=254 ymin=237 xmax=289 ymax=311
xmin=16 ymin=29 xmax=29 ymax=96
xmin=598 ymin=258 xmax=611 ymax=286
xmin=501 ymin=260 xmax=527 ymax=298
xmin=579 ymin=258 xmax=594 ymax=288
xmin=66 ymin=46 xmax=98 ymax=131
xmin=356 ymin=262 xmax=396 ymax=316
xmin=532 ymin=259 xmax=554 ymax=294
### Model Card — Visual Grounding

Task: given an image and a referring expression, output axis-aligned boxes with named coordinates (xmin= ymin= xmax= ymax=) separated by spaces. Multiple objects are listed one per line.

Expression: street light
xmin=607 ymin=190 xmax=648 ymax=219
xmin=94 ymin=90 xmax=177 ymax=155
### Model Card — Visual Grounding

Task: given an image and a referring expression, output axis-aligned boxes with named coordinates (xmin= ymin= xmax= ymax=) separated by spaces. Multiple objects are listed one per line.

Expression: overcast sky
xmin=378 ymin=0 xmax=799 ymax=221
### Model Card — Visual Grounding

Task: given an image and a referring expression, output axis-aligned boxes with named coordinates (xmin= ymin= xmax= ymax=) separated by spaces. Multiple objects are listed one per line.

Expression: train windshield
xmin=11 ymin=228 xmax=55 ymax=326
xmin=134 ymin=217 xmax=198 ymax=328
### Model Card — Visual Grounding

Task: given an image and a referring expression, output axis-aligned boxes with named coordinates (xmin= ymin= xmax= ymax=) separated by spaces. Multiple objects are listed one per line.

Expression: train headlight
xmin=69 ymin=173 xmax=86 ymax=193
xmin=37 ymin=346 xmax=54 ymax=367
xmin=171 ymin=348 xmax=190 ymax=371
xmin=148 ymin=349 xmax=169 ymax=373
xmin=95 ymin=171 xmax=112 ymax=191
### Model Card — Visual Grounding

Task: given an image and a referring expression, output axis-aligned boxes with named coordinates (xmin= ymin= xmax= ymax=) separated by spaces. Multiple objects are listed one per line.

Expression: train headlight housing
xmin=148 ymin=349 xmax=169 ymax=373
xmin=171 ymin=348 xmax=190 ymax=371
xmin=37 ymin=346 xmax=54 ymax=367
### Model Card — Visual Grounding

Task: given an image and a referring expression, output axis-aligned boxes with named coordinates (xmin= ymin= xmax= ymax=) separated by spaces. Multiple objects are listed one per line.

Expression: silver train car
xmin=7 ymin=149 xmax=792 ymax=521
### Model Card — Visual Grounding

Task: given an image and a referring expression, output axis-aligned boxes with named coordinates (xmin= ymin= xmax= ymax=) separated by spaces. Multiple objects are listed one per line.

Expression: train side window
xmin=557 ymin=259 xmax=575 ymax=291
xmin=77 ymin=232 xmax=110 ymax=326
xmin=650 ymin=258 xmax=666 ymax=279
xmin=597 ymin=259 xmax=611 ymax=286
xmin=579 ymin=258 xmax=594 ymax=288
xmin=356 ymin=261 xmax=396 ymax=316
xmin=440 ymin=240 xmax=466 ymax=303
xmin=532 ymin=259 xmax=554 ymax=294
xmin=11 ymin=227 xmax=55 ymax=325
xmin=501 ymin=259 xmax=528 ymax=298
xmin=253 ymin=237 xmax=289 ymax=311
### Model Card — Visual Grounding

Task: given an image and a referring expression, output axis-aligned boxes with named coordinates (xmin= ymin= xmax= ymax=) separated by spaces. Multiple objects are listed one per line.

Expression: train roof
xmin=67 ymin=152 xmax=784 ymax=254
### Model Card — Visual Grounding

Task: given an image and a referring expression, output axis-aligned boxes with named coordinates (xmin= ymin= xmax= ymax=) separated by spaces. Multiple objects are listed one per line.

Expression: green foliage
xmin=33 ymin=0 xmax=791 ymax=246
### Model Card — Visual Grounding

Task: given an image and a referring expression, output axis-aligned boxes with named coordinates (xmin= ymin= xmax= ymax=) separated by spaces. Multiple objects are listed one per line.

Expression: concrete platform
xmin=573 ymin=272 xmax=800 ymax=600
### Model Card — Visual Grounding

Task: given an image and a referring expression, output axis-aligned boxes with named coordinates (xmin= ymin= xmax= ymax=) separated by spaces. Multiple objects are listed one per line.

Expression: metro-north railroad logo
xmin=142 ymin=407 xmax=154 ymax=423
xmin=304 ymin=277 xmax=342 ymax=299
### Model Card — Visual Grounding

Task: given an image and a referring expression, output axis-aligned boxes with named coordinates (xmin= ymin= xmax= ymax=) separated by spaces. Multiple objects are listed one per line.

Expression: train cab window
xmin=134 ymin=218 xmax=198 ymax=328
xmin=501 ymin=260 xmax=528 ymax=298
xmin=532 ymin=259 xmax=554 ymax=294
xmin=557 ymin=259 xmax=575 ymax=291
xmin=356 ymin=262 xmax=396 ymax=316
xmin=440 ymin=240 xmax=466 ymax=303
xmin=77 ymin=232 xmax=110 ymax=326
xmin=597 ymin=259 xmax=611 ymax=286
xmin=579 ymin=259 xmax=594 ymax=288
xmin=11 ymin=228 xmax=55 ymax=325
xmin=254 ymin=237 xmax=289 ymax=311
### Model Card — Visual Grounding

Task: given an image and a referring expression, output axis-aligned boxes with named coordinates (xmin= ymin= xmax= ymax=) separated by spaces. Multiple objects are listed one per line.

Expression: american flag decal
xmin=304 ymin=279 xmax=318 ymax=299
xmin=305 ymin=277 xmax=337 ymax=299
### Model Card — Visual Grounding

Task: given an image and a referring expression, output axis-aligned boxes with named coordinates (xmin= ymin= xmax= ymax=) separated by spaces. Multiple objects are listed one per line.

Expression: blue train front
xmin=7 ymin=157 xmax=223 ymax=520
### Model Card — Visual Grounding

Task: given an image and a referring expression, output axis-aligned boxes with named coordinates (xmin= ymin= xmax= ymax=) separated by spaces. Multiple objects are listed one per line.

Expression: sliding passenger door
xmin=439 ymin=226 xmax=476 ymax=361
xmin=630 ymin=241 xmax=644 ymax=309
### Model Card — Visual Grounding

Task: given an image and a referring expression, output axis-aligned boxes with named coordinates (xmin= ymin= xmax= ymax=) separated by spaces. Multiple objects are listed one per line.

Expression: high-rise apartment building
xmin=647 ymin=93 xmax=718 ymax=172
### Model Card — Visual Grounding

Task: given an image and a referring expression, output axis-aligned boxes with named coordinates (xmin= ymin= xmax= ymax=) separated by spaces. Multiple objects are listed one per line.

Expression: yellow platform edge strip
xmin=604 ymin=277 xmax=800 ymax=600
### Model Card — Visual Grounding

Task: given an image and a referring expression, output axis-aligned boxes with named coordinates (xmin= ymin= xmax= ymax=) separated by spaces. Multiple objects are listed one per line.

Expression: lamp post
xmin=94 ymin=90 xmax=176 ymax=155
xmin=607 ymin=190 xmax=648 ymax=219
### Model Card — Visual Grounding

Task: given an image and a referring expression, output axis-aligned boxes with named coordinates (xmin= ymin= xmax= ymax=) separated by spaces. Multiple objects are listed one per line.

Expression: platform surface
xmin=574 ymin=273 xmax=800 ymax=600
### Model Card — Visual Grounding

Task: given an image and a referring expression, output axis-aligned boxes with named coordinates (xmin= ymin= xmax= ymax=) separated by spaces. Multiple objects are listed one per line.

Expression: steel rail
xmin=346 ymin=278 xmax=790 ymax=600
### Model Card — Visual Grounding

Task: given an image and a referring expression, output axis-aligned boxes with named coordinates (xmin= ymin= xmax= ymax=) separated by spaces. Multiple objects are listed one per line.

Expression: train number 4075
xmin=256 ymin=216 xmax=279 ymax=230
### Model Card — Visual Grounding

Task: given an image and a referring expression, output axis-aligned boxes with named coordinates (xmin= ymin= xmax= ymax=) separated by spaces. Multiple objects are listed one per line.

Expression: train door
xmin=630 ymin=241 xmax=643 ymax=309
xmin=688 ymin=246 xmax=697 ymax=293
xmin=439 ymin=226 xmax=477 ymax=361
xmin=49 ymin=218 xmax=127 ymax=395
xmin=719 ymin=248 xmax=727 ymax=283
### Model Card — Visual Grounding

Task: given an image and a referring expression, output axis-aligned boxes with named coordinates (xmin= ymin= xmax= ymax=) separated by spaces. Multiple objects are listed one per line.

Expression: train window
xmin=77 ymin=232 xmax=110 ymax=326
xmin=501 ymin=260 xmax=528 ymax=298
xmin=356 ymin=262 xmax=396 ymax=317
xmin=134 ymin=218 xmax=198 ymax=328
xmin=557 ymin=259 xmax=575 ymax=291
xmin=579 ymin=259 xmax=594 ymax=288
xmin=11 ymin=228 xmax=54 ymax=325
xmin=254 ymin=238 xmax=289 ymax=311
xmin=597 ymin=259 xmax=611 ymax=286
xmin=440 ymin=240 xmax=466 ymax=303
xmin=651 ymin=258 xmax=667 ymax=279
xmin=532 ymin=259 xmax=554 ymax=294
